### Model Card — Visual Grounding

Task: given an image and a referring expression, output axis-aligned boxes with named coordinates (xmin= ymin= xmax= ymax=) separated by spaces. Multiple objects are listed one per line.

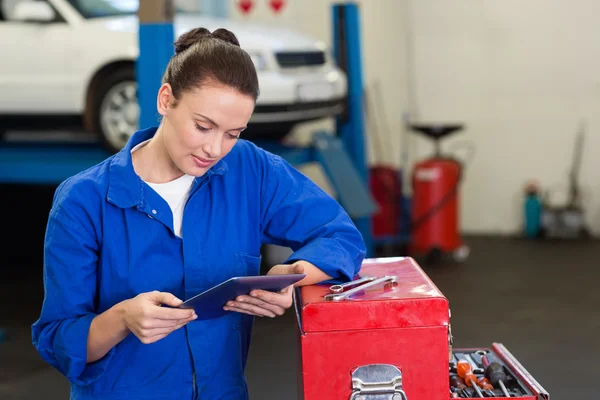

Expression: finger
xmin=224 ymin=305 xmax=273 ymax=318
xmin=282 ymin=285 xmax=294 ymax=295
xmin=239 ymin=294 xmax=286 ymax=315
xmin=248 ymin=289 xmax=292 ymax=309
xmin=151 ymin=305 xmax=196 ymax=320
xmin=223 ymin=306 xmax=261 ymax=317
xmin=267 ymin=264 xmax=297 ymax=276
xmin=233 ymin=296 xmax=285 ymax=316
xmin=224 ymin=301 xmax=276 ymax=318
xmin=150 ymin=292 xmax=184 ymax=307
xmin=138 ymin=317 xmax=194 ymax=341
xmin=293 ymin=263 xmax=305 ymax=275
xmin=139 ymin=315 xmax=196 ymax=329
xmin=139 ymin=332 xmax=170 ymax=345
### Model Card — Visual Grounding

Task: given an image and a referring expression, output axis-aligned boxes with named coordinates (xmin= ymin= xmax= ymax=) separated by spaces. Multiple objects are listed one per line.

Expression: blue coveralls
xmin=31 ymin=127 xmax=366 ymax=399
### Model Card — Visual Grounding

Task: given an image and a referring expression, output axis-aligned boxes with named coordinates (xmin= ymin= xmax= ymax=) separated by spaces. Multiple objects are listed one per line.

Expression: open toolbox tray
xmin=450 ymin=343 xmax=549 ymax=399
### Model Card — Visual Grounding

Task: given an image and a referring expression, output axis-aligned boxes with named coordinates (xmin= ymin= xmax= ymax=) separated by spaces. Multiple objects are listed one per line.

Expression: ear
xmin=157 ymin=83 xmax=174 ymax=116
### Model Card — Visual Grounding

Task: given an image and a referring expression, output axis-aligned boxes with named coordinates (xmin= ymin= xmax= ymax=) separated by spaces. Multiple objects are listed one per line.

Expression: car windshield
xmin=67 ymin=0 xmax=200 ymax=19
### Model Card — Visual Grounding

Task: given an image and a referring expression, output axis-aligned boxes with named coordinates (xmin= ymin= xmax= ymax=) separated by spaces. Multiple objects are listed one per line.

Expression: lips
xmin=192 ymin=155 xmax=213 ymax=168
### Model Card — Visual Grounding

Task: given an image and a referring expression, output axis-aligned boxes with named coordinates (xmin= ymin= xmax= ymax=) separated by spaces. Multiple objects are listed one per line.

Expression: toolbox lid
xmin=296 ymin=257 xmax=449 ymax=333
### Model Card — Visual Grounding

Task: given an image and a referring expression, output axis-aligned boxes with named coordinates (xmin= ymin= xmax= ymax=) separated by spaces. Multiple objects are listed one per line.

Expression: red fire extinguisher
xmin=409 ymin=124 xmax=471 ymax=262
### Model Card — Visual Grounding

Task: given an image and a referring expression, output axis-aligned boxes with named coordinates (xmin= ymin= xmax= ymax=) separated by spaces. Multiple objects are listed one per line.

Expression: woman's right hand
xmin=119 ymin=291 xmax=197 ymax=344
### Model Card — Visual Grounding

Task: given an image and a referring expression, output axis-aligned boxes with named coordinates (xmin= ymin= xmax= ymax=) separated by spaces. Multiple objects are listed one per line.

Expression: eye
xmin=226 ymin=132 xmax=240 ymax=140
xmin=195 ymin=124 xmax=210 ymax=132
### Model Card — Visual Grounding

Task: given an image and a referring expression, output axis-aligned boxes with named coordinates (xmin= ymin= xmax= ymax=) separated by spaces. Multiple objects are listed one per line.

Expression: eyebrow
xmin=195 ymin=113 xmax=247 ymax=131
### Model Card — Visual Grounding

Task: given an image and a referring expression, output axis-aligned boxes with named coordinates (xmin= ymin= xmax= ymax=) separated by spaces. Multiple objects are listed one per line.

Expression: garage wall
xmin=227 ymin=0 xmax=600 ymax=236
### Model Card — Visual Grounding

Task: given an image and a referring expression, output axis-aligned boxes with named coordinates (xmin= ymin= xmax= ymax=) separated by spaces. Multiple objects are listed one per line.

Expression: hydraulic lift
xmin=0 ymin=2 xmax=376 ymax=253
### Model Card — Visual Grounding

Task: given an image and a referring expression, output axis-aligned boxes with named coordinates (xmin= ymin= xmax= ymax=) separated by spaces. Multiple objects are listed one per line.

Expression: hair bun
xmin=211 ymin=28 xmax=240 ymax=47
xmin=174 ymin=27 xmax=240 ymax=54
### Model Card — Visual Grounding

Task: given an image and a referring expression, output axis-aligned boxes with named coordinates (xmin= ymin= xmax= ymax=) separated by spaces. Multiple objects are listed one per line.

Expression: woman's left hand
xmin=223 ymin=262 xmax=306 ymax=318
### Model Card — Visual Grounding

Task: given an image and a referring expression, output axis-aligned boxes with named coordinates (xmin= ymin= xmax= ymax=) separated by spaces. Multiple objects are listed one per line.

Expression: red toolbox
xmin=294 ymin=257 xmax=550 ymax=399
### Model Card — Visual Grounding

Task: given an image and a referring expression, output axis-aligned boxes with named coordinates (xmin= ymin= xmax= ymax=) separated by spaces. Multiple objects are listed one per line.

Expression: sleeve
xmin=259 ymin=150 xmax=366 ymax=283
xmin=31 ymin=182 xmax=115 ymax=385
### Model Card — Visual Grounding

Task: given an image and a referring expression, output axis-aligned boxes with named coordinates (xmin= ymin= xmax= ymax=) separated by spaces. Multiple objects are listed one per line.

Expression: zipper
xmin=192 ymin=370 xmax=196 ymax=399
xmin=185 ymin=324 xmax=197 ymax=399
xmin=184 ymin=175 xmax=210 ymax=399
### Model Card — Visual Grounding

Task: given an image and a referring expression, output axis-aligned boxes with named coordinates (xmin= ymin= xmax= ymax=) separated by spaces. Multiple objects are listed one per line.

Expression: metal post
xmin=332 ymin=3 xmax=373 ymax=257
xmin=137 ymin=0 xmax=176 ymax=130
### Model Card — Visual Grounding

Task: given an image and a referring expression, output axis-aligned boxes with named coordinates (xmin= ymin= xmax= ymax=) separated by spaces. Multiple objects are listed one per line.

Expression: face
xmin=156 ymin=81 xmax=255 ymax=176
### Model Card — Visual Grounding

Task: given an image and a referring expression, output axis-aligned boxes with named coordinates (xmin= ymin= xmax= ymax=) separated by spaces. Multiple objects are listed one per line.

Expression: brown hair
xmin=162 ymin=27 xmax=260 ymax=104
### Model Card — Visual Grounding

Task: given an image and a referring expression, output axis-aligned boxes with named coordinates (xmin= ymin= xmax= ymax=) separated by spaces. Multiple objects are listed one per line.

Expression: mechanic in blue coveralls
xmin=31 ymin=27 xmax=365 ymax=400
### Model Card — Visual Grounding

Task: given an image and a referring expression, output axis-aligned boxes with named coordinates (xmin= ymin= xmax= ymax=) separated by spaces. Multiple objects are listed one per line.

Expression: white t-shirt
xmin=131 ymin=140 xmax=195 ymax=237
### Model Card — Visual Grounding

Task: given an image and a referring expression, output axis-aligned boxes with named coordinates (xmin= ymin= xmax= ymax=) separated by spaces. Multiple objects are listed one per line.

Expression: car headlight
xmin=247 ymin=52 xmax=267 ymax=71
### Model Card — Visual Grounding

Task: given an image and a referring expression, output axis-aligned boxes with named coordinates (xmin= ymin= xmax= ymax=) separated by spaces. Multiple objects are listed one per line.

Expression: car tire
xmin=91 ymin=65 xmax=138 ymax=153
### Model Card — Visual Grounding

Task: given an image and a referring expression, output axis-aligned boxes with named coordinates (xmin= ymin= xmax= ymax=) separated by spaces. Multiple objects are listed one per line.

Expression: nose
xmin=201 ymin=132 xmax=223 ymax=159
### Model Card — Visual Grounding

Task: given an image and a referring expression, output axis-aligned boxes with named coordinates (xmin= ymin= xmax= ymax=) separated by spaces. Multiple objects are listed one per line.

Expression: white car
xmin=0 ymin=0 xmax=347 ymax=152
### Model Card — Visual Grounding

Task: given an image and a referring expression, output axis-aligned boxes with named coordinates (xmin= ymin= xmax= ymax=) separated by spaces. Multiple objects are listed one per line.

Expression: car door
xmin=0 ymin=0 xmax=72 ymax=113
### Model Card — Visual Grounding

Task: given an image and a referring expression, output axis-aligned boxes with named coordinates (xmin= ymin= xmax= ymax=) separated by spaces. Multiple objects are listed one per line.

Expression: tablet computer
xmin=178 ymin=274 xmax=306 ymax=320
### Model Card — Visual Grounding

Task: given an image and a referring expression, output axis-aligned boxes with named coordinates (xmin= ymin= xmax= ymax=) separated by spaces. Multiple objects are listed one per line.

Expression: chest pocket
xmin=235 ymin=252 xmax=262 ymax=277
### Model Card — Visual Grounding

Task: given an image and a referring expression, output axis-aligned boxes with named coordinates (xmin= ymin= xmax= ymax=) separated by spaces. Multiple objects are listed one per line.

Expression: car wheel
xmin=92 ymin=66 xmax=138 ymax=153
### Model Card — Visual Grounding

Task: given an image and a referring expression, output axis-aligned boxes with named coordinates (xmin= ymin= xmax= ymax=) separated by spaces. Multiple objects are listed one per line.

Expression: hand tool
xmin=481 ymin=351 xmax=502 ymax=368
xmin=477 ymin=376 xmax=494 ymax=391
xmin=461 ymin=387 xmax=474 ymax=398
xmin=329 ymin=276 xmax=376 ymax=293
xmin=450 ymin=354 xmax=458 ymax=373
xmin=457 ymin=360 xmax=484 ymax=398
xmin=450 ymin=375 xmax=466 ymax=391
xmin=470 ymin=351 xmax=485 ymax=369
xmin=456 ymin=353 xmax=484 ymax=375
xmin=485 ymin=362 xmax=510 ymax=398
xmin=324 ymin=275 xmax=397 ymax=301
xmin=464 ymin=354 xmax=484 ymax=374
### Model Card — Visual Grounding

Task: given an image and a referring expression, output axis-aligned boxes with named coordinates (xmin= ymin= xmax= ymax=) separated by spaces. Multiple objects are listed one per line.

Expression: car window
xmin=67 ymin=0 xmax=202 ymax=19
xmin=0 ymin=0 xmax=64 ymax=23
xmin=66 ymin=0 xmax=136 ymax=18
xmin=1 ymin=0 xmax=21 ymax=20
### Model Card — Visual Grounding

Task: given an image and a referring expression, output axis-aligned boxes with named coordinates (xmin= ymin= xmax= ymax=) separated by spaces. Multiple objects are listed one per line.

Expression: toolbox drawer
xmin=450 ymin=343 xmax=549 ymax=399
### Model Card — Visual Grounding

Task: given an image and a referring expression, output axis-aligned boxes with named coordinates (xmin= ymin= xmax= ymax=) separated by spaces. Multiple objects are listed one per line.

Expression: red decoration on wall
xmin=238 ymin=0 xmax=254 ymax=14
xmin=269 ymin=0 xmax=285 ymax=13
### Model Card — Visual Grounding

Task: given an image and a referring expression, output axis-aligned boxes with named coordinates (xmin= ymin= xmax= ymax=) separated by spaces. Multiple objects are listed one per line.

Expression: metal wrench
xmin=324 ymin=276 xmax=397 ymax=301
xmin=329 ymin=276 xmax=377 ymax=293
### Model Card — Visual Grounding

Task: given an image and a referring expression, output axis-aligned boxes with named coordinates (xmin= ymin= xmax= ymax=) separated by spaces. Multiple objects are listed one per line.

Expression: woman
xmin=31 ymin=28 xmax=365 ymax=399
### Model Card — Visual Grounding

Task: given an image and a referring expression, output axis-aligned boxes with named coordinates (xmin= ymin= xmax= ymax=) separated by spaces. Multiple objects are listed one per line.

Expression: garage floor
xmin=0 ymin=184 xmax=597 ymax=399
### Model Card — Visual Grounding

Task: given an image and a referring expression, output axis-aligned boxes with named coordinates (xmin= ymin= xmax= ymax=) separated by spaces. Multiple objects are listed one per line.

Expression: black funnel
xmin=409 ymin=124 xmax=464 ymax=140
xmin=409 ymin=123 xmax=465 ymax=157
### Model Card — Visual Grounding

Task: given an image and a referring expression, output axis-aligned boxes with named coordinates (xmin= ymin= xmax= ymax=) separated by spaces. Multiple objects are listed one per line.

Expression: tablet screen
xmin=179 ymin=274 xmax=306 ymax=320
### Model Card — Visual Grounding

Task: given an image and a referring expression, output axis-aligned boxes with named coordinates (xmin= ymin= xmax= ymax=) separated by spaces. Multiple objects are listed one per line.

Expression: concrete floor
xmin=1 ymin=184 xmax=598 ymax=399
